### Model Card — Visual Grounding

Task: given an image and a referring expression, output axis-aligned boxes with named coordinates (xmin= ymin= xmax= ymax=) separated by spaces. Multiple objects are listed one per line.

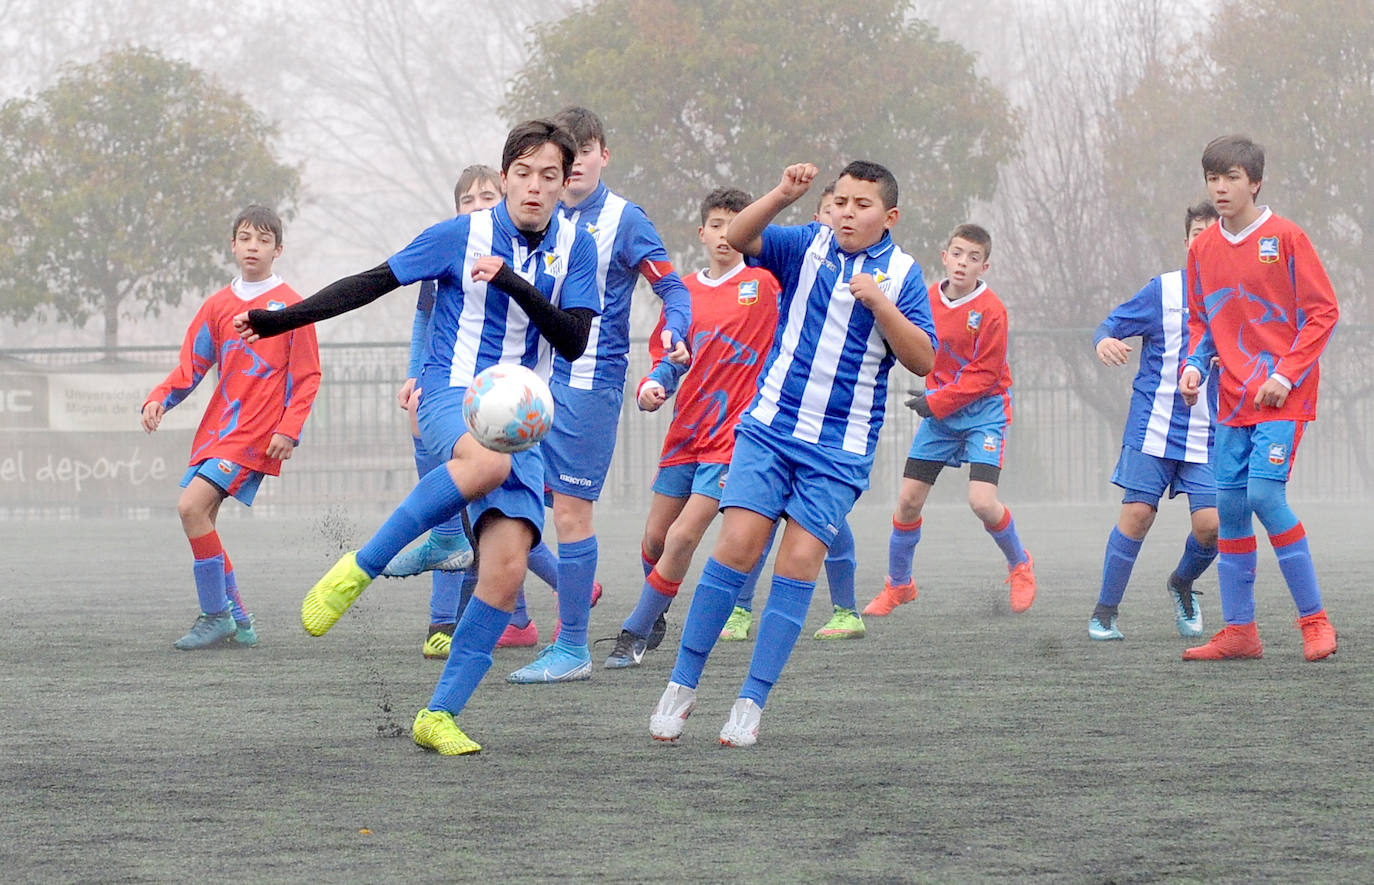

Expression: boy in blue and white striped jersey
xmin=1088 ymin=201 xmax=1220 ymax=641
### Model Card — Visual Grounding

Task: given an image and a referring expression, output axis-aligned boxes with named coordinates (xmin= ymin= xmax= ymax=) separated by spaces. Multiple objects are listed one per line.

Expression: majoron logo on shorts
xmin=558 ymin=473 xmax=594 ymax=487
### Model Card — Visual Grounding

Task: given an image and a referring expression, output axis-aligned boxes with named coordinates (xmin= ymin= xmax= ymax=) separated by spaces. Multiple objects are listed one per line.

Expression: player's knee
xmin=1119 ymin=502 xmax=1156 ymax=539
xmin=641 ymin=532 xmax=666 ymax=563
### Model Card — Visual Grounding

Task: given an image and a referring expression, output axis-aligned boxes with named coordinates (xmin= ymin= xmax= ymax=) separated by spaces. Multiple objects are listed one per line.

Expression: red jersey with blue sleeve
xmin=640 ymin=264 xmax=781 ymax=466
xmin=1184 ymin=209 xmax=1338 ymax=426
xmin=146 ymin=281 xmax=321 ymax=475
xmin=922 ymin=281 xmax=1013 ymax=420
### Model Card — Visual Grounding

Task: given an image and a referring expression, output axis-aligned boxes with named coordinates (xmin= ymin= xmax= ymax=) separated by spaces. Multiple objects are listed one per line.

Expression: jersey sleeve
xmin=752 ymin=223 xmax=822 ymax=305
xmin=274 ymin=320 xmax=322 ymax=443
xmin=893 ymin=267 xmax=938 ymax=353
xmin=1274 ymin=228 xmax=1339 ymax=387
xmin=146 ymin=298 xmax=217 ymax=411
xmin=1183 ymin=247 xmax=1217 ymax=378
xmin=926 ymin=301 xmax=1007 ymax=418
xmin=639 ymin=310 xmax=686 ymax=397
xmin=1095 ymin=278 xmax=1161 ymax=346
xmin=561 ymin=230 xmax=603 ymax=314
xmin=620 ymin=206 xmax=691 ymax=341
xmin=387 ymin=218 xmax=466 ymax=287
xmin=408 ymin=280 xmax=437 ymax=379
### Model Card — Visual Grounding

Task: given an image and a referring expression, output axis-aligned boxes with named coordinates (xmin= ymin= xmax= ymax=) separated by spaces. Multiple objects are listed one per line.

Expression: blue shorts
xmin=652 ymin=462 xmax=730 ymax=501
xmin=541 ymin=382 xmax=624 ymax=501
xmin=906 ymin=401 xmax=1008 ymax=469
xmin=1112 ymin=445 xmax=1217 ymax=511
xmin=1213 ymin=421 xmax=1305 ymax=489
xmin=182 ymin=459 xmax=264 ymax=506
xmin=718 ymin=421 xmax=867 ymax=546
xmin=416 ymin=383 xmax=545 ymax=545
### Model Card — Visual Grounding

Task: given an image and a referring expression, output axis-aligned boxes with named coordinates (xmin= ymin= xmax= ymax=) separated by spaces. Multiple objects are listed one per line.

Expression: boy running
xmin=1178 ymin=134 xmax=1339 ymax=662
xmin=142 ymin=205 xmax=320 ymax=650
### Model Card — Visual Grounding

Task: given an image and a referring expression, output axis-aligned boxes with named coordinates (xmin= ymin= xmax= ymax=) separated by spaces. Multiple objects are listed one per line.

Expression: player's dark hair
xmin=947 ymin=222 xmax=992 ymax=260
xmin=699 ymin=187 xmax=751 ymax=225
xmin=839 ymin=160 xmax=898 ymax=209
xmin=502 ymin=119 xmax=577 ymax=179
xmin=815 ymin=180 xmax=836 ymax=215
xmin=1184 ymin=200 xmax=1219 ymax=238
xmin=454 ymin=164 xmax=501 ymax=211
xmin=552 ymin=106 xmax=607 ymax=150
xmin=1202 ymin=135 xmax=1264 ymax=185
xmin=232 ymin=204 xmax=283 ymax=246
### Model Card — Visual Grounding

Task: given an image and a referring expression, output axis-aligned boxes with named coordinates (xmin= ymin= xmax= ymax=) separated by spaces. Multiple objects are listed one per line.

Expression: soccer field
xmin=3 ymin=500 xmax=1372 ymax=883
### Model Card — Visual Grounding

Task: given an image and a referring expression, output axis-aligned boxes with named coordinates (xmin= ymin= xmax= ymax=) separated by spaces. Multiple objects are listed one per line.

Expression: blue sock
xmin=986 ymin=508 xmax=1028 ymax=566
xmin=356 ymin=466 xmax=468 ymax=576
xmin=510 ymin=588 xmax=531 ymax=629
xmin=528 ymin=542 xmax=559 ymax=590
xmin=1272 ymin=530 xmax=1323 ymax=617
xmin=740 ymin=575 xmax=816 ymax=708
xmin=1096 ymin=527 xmax=1143 ymax=608
xmin=192 ymin=554 xmax=228 ymax=614
xmin=455 ymin=568 xmax=478 ymax=621
xmin=1174 ymin=533 xmax=1217 ymax=584
xmin=888 ymin=518 xmax=922 ymax=583
xmin=555 ymin=536 xmax=597 ymax=648
xmin=671 ymin=558 xmax=749 ymax=689
xmin=623 ymin=570 xmax=680 ymax=638
xmin=734 ymin=522 xmax=777 ymax=611
xmin=429 ymin=569 xmax=463 ymax=626
xmin=824 ymin=519 xmax=857 ymax=610
xmin=427 ymin=597 xmax=510 ymax=714
xmin=1216 ymin=486 xmax=1257 ymax=624
xmin=224 ymin=569 xmax=248 ymax=621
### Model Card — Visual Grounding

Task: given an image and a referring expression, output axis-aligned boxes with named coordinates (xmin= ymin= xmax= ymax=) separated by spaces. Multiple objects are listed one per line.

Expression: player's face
xmin=1185 ymin=216 xmax=1216 ymax=247
xmin=829 ymin=176 xmax=897 ymax=253
xmin=502 ymin=142 xmax=568 ymax=230
xmin=814 ymin=193 xmax=835 ymax=227
xmin=1205 ymin=165 xmax=1260 ymax=221
xmin=563 ymin=139 xmax=609 ymax=205
xmin=457 ymin=178 xmax=501 ymax=216
xmin=940 ymin=237 xmax=989 ymax=292
xmin=231 ymin=223 xmax=282 ymax=283
xmin=698 ymin=208 xmax=740 ymax=266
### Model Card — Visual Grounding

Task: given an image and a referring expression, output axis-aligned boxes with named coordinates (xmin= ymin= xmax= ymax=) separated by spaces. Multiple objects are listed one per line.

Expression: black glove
xmin=904 ymin=388 xmax=933 ymax=418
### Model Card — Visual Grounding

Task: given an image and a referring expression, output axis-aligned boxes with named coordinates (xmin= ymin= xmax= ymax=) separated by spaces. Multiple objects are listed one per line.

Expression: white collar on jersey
xmin=231 ymin=274 xmax=283 ymax=302
xmin=938 ymin=279 xmax=987 ymax=308
xmin=694 ymin=261 xmax=747 ymax=287
xmin=1218 ymin=206 xmax=1273 ymax=244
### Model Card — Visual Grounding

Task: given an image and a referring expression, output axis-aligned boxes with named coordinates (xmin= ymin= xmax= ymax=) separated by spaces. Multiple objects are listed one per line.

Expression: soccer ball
xmin=462 ymin=364 xmax=555 ymax=453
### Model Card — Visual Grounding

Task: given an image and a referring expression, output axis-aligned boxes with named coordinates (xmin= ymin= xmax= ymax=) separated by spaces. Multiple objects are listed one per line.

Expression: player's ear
xmin=884 ymin=206 xmax=900 ymax=230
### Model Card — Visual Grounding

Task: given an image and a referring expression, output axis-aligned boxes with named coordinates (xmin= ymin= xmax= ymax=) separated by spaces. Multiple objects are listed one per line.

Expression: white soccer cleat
xmin=649 ymin=681 xmax=697 ymax=742
xmin=718 ymin=697 xmax=762 ymax=748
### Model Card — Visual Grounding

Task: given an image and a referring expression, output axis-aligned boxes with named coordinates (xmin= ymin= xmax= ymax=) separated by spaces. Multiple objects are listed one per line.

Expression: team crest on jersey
xmin=872 ymin=270 xmax=895 ymax=297
xmin=583 ymin=222 xmax=599 ymax=238
xmin=1258 ymin=236 xmax=1280 ymax=264
xmin=266 ymin=301 xmax=286 ymax=311
xmin=737 ymin=280 xmax=759 ymax=305
xmin=217 ymin=460 xmax=234 ymax=474
xmin=983 ymin=434 xmax=998 ymax=453
xmin=542 ymin=252 xmax=565 ymax=276
xmin=1268 ymin=443 xmax=1287 ymax=465
xmin=966 ymin=310 xmax=983 ymax=332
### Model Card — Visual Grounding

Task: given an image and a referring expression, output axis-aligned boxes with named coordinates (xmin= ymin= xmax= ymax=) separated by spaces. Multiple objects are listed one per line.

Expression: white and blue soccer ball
xmin=462 ymin=364 xmax=555 ymax=454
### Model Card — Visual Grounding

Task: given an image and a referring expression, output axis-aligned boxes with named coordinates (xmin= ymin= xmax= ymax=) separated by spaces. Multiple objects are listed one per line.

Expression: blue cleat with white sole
xmin=380 ymin=532 xmax=473 ymax=577
xmin=1167 ymin=573 xmax=1204 ymax=638
xmin=1088 ymin=613 xmax=1125 ymax=641
xmin=506 ymin=641 xmax=592 ymax=684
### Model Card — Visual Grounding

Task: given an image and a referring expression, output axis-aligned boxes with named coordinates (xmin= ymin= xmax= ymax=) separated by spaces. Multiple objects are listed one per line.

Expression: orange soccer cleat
xmin=1006 ymin=553 xmax=1036 ymax=613
xmin=862 ymin=578 xmax=918 ymax=616
xmin=1182 ymin=622 xmax=1263 ymax=660
xmin=1297 ymin=610 xmax=1337 ymax=661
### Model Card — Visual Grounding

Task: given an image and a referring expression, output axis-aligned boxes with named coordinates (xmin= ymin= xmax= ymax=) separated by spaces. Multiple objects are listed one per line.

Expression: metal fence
xmin=2 ymin=330 xmax=1369 ymax=519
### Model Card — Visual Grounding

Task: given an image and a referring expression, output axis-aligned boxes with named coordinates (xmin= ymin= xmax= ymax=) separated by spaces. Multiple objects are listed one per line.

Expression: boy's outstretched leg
xmin=1184 ymin=486 xmax=1262 ymax=660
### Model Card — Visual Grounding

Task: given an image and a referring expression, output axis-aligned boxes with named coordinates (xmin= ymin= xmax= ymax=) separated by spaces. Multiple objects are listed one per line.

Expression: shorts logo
xmin=558 ymin=472 xmax=594 ymax=488
xmin=737 ymin=280 xmax=759 ymax=305
xmin=266 ymin=300 xmax=286 ymax=311
xmin=983 ymin=434 xmax=997 ymax=453
xmin=1268 ymin=443 xmax=1287 ymax=465
xmin=718 ymin=470 xmax=728 ymax=489
xmin=967 ymin=310 xmax=983 ymax=332
xmin=1258 ymin=236 xmax=1280 ymax=264
xmin=542 ymin=252 xmax=565 ymax=277
xmin=217 ymin=460 xmax=234 ymax=474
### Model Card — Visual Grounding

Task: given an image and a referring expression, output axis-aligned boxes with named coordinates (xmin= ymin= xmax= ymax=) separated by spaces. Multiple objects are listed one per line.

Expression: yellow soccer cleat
xmin=412 ymin=709 xmax=481 ymax=756
xmin=300 ymin=551 xmax=373 ymax=636
xmin=422 ymin=625 xmax=454 ymax=660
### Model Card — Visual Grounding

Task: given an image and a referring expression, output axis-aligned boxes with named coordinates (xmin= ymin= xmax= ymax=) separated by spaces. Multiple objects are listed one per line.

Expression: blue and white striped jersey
xmin=746 ymin=222 xmax=936 ymax=460
xmin=387 ymin=200 xmax=601 ymax=394
xmin=1094 ymin=269 xmax=1215 ymax=463
xmin=553 ymin=182 xmax=691 ymax=390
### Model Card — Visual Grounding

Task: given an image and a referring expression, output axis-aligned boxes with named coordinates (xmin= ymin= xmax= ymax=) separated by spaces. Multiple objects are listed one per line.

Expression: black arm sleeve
xmin=490 ymin=264 xmax=594 ymax=362
xmin=246 ymin=262 xmax=402 ymax=339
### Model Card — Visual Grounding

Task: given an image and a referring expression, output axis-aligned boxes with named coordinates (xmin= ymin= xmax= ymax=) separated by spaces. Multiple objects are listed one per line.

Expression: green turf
xmin=1 ymin=501 xmax=1370 ymax=883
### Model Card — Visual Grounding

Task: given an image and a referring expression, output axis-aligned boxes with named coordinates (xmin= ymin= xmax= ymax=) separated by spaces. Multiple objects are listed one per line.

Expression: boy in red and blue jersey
xmin=649 ymin=161 xmax=937 ymax=747
xmin=142 ymin=205 xmax=321 ymax=651
xmin=863 ymin=224 xmax=1036 ymax=619
xmin=1178 ymin=135 xmax=1339 ymax=662
xmin=601 ymin=187 xmax=781 ymax=668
